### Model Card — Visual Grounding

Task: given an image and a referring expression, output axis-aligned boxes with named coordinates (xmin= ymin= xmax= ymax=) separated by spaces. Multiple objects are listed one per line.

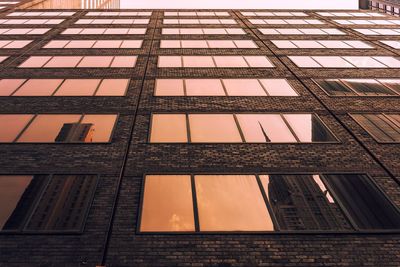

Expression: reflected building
xmin=55 ymin=123 xmax=94 ymax=142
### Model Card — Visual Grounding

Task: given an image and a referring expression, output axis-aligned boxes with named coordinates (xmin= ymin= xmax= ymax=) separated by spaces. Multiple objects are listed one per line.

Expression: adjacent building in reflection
xmin=55 ymin=123 xmax=94 ymax=142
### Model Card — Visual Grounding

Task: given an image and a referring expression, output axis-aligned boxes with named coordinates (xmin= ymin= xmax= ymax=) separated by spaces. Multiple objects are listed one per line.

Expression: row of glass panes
xmin=161 ymin=28 xmax=245 ymax=35
xmin=240 ymin=11 xmax=307 ymax=17
xmin=19 ymin=56 xmax=137 ymax=68
xmin=159 ymin=40 xmax=257 ymax=49
xmin=317 ymin=12 xmax=384 ymax=17
xmin=0 ymin=28 xmax=50 ymax=35
xmin=315 ymin=79 xmax=400 ymax=96
xmin=44 ymin=39 xmax=143 ymax=49
xmin=0 ymin=19 xmax=64 ymax=24
xmin=258 ymin=28 xmax=345 ymax=35
xmin=381 ymin=40 xmax=400 ymax=49
xmin=140 ymin=174 xmax=400 ymax=232
xmin=289 ymin=56 xmax=400 ymax=68
xmin=75 ymin=19 xmax=149 ymax=24
xmin=0 ymin=78 xmax=129 ymax=96
xmin=150 ymin=113 xmax=336 ymax=143
xmin=61 ymin=28 xmax=147 ymax=35
xmin=249 ymin=19 xmax=324 ymax=25
xmin=0 ymin=40 xmax=31 ymax=48
xmin=271 ymin=40 xmax=372 ymax=49
xmin=157 ymin=56 xmax=273 ymax=68
xmin=7 ymin=11 xmax=75 ymax=16
xmin=0 ymin=174 xmax=97 ymax=232
xmin=334 ymin=19 xmax=400 ymax=25
xmin=0 ymin=114 xmax=117 ymax=142
xmin=352 ymin=114 xmax=400 ymax=142
xmin=163 ymin=19 xmax=236 ymax=24
xmin=86 ymin=11 xmax=152 ymax=16
xmin=164 ymin=11 xmax=230 ymax=16
xmin=154 ymin=79 xmax=298 ymax=96
xmin=354 ymin=28 xmax=400 ymax=35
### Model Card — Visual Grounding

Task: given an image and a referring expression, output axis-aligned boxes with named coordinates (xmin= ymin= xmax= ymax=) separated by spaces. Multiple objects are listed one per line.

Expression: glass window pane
xmin=80 ymin=114 xmax=117 ymax=142
xmin=343 ymin=56 xmax=386 ymax=68
xmin=195 ymin=175 xmax=274 ymax=231
xmin=244 ymin=56 xmax=274 ymax=67
xmin=352 ymin=114 xmax=400 ymax=142
xmin=0 ymin=79 xmax=26 ymax=96
xmin=150 ymin=114 xmax=188 ymax=143
xmin=77 ymin=56 xmax=112 ymax=68
xmin=155 ymin=79 xmax=184 ymax=96
xmin=110 ymin=56 xmax=137 ymax=68
xmin=19 ymin=56 xmax=51 ymax=68
xmin=17 ymin=115 xmax=82 ymax=142
xmin=14 ymin=79 xmax=63 ymax=96
xmin=158 ymin=56 xmax=182 ymax=67
xmin=288 ymin=56 xmax=321 ymax=68
xmin=0 ymin=175 xmax=35 ymax=230
xmin=236 ymin=114 xmax=296 ymax=142
xmin=259 ymin=79 xmax=298 ymax=96
xmin=214 ymin=56 xmax=247 ymax=67
xmin=140 ymin=175 xmax=195 ymax=232
xmin=185 ymin=79 xmax=225 ymax=96
xmin=343 ymin=79 xmax=396 ymax=96
xmin=284 ymin=114 xmax=336 ymax=142
xmin=223 ymin=79 xmax=266 ymax=96
xmin=55 ymin=79 xmax=100 ymax=96
xmin=0 ymin=114 xmax=33 ymax=142
xmin=293 ymin=40 xmax=324 ymax=48
xmin=379 ymin=79 xmax=400 ymax=95
xmin=183 ymin=56 xmax=214 ymax=67
xmin=65 ymin=40 xmax=95 ymax=48
xmin=95 ymin=79 xmax=129 ymax=96
xmin=189 ymin=114 xmax=242 ymax=143
xmin=208 ymin=40 xmax=235 ymax=48
xmin=44 ymin=56 xmax=82 ymax=68
xmin=315 ymin=79 xmax=356 ymax=96
xmin=181 ymin=40 xmax=208 ymax=48
xmin=318 ymin=40 xmax=351 ymax=49
xmin=324 ymin=174 xmax=400 ymax=229
xmin=313 ymin=56 xmax=354 ymax=68
xmin=93 ymin=40 xmax=122 ymax=48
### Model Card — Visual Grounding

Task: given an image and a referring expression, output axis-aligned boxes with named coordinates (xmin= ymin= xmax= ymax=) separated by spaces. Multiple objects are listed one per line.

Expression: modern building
xmin=0 ymin=0 xmax=400 ymax=266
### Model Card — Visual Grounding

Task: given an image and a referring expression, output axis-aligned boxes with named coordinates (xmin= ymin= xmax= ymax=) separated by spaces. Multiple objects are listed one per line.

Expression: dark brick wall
xmin=0 ymin=8 xmax=399 ymax=267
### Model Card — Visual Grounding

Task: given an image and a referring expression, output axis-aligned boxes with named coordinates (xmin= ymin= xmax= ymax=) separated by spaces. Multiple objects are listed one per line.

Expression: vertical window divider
xmin=108 ymin=56 xmax=116 ymax=68
xmin=232 ymin=114 xmax=246 ymax=143
xmin=257 ymin=79 xmax=271 ymax=96
xmin=40 ymin=56 xmax=53 ymax=68
xmin=205 ymin=40 xmax=210 ymax=49
xmin=51 ymin=78 xmax=66 ymax=96
xmin=255 ymin=174 xmax=280 ymax=231
xmin=180 ymin=55 xmax=184 ymax=68
xmin=242 ymin=56 xmax=251 ymax=67
xmin=13 ymin=114 xmax=37 ymax=142
xmin=93 ymin=79 xmax=103 ymax=96
xmin=186 ymin=114 xmax=191 ymax=143
xmin=280 ymin=114 xmax=301 ymax=142
xmin=9 ymin=78 xmax=28 ymax=96
xmin=191 ymin=175 xmax=200 ymax=232
xmin=182 ymin=79 xmax=187 ymax=96
xmin=210 ymin=56 xmax=218 ymax=67
xmin=74 ymin=56 xmax=85 ymax=68
xmin=220 ymin=79 xmax=229 ymax=96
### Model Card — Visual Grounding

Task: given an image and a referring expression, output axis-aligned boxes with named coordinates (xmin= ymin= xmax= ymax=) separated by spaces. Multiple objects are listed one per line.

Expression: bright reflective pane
xmin=80 ymin=114 xmax=117 ymax=142
xmin=158 ymin=56 xmax=182 ymax=67
xmin=110 ymin=56 xmax=137 ymax=67
xmin=182 ymin=40 xmax=208 ymax=48
xmin=188 ymin=114 xmax=242 ymax=142
xmin=0 ymin=175 xmax=34 ymax=230
xmin=213 ymin=56 xmax=247 ymax=67
xmin=19 ymin=56 xmax=51 ymax=68
xmin=65 ymin=40 xmax=95 ymax=48
xmin=0 ymin=79 xmax=26 ymax=96
xmin=150 ymin=114 xmax=187 ymax=142
xmin=55 ymin=79 xmax=100 ymax=96
xmin=284 ymin=114 xmax=336 ymax=142
xmin=223 ymin=79 xmax=266 ymax=96
xmin=14 ymin=79 xmax=62 ymax=96
xmin=183 ymin=56 xmax=214 ymax=67
xmin=96 ymin=79 xmax=129 ymax=96
xmin=141 ymin=175 xmax=195 ymax=232
xmin=237 ymin=114 xmax=296 ymax=142
xmin=0 ymin=114 xmax=33 ymax=142
xmin=154 ymin=79 xmax=184 ymax=96
xmin=244 ymin=56 xmax=274 ymax=67
xmin=17 ymin=114 xmax=82 ymax=142
xmin=93 ymin=40 xmax=122 ymax=48
xmin=289 ymin=56 xmax=321 ymax=68
xmin=259 ymin=79 xmax=298 ymax=96
xmin=343 ymin=56 xmax=386 ymax=68
xmin=44 ymin=56 xmax=82 ymax=68
xmin=77 ymin=56 xmax=112 ymax=67
xmin=195 ymin=175 xmax=274 ymax=231
xmin=312 ymin=56 xmax=354 ymax=68
xmin=208 ymin=40 xmax=235 ymax=48
xmin=185 ymin=79 xmax=225 ymax=96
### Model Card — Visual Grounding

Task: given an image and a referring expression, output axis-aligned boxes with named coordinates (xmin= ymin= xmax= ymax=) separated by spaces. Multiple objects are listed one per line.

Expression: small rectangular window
xmin=19 ymin=56 xmax=137 ymax=68
xmin=315 ymin=79 xmax=399 ymax=96
xmin=150 ymin=114 xmax=187 ymax=143
xmin=352 ymin=113 xmax=400 ymax=142
xmin=0 ymin=174 xmax=97 ymax=232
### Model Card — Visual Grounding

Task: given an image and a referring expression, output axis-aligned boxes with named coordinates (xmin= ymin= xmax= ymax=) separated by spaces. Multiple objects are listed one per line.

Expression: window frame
xmin=148 ymin=112 xmax=339 ymax=144
xmin=137 ymin=172 xmax=400 ymax=234
xmin=0 ymin=173 xmax=99 ymax=234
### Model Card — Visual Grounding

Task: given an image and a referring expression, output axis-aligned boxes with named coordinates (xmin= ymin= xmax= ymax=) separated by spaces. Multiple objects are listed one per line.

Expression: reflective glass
xmin=315 ymin=79 xmax=356 ymax=96
xmin=284 ymin=114 xmax=336 ymax=142
xmin=343 ymin=79 xmax=396 ymax=96
xmin=154 ymin=79 xmax=184 ymax=96
xmin=259 ymin=79 xmax=298 ymax=96
xmin=14 ymin=79 xmax=62 ymax=96
xmin=185 ymin=79 xmax=225 ymax=96
xmin=80 ymin=114 xmax=117 ymax=142
xmin=0 ymin=79 xmax=26 ymax=96
xmin=150 ymin=114 xmax=188 ymax=142
xmin=223 ymin=79 xmax=266 ymax=96
xmin=96 ymin=79 xmax=129 ymax=96
xmin=55 ymin=79 xmax=100 ymax=96
xmin=0 ymin=114 xmax=33 ymax=142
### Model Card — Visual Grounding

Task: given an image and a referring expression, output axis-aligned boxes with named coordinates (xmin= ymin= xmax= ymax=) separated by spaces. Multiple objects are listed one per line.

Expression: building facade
xmin=0 ymin=3 xmax=400 ymax=266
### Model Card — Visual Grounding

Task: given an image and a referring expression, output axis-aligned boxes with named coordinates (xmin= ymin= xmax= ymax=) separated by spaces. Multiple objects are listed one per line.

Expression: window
xmin=315 ymin=79 xmax=398 ymax=96
xmin=380 ymin=40 xmax=400 ymax=49
xmin=0 ymin=40 xmax=32 ymax=49
xmin=161 ymin=28 xmax=245 ymax=35
xmin=259 ymin=28 xmax=345 ymax=35
xmin=288 ymin=56 xmax=400 ymax=68
xmin=354 ymin=28 xmax=400 ymax=36
xmin=250 ymin=19 xmax=324 ymax=25
xmin=157 ymin=56 xmax=274 ymax=68
xmin=0 ymin=114 xmax=117 ymax=143
xmin=149 ymin=113 xmax=336 ymax=143
xmin=241 ymin=11 xmax=307 ymax=16
xmin=164 ymin=11 xmax=229 ymax=16
xmin=44 ymin=40 xmax=143 ymax=49
xmin=139 ymin=174 xmax=400 ymax=232
xmin=317 ymin=12 xmax=384 ymax=17
xmin=0 ymin=174 xmax=97 ymax=232
xmin=62 ymin=28 xmax=147 ymax=35
xmin=334 ymin=19 xmax=400 ymax=25
xmin=154 ymin=78 xmax=298 ymax=97
xmin=0 ymin=28 xmax=50 ymax=35
xmin=0 ymin=19 xmax=64 ymax=24
xmin=0 ymin=78 xmax=129 ymax=96
xmin=86 ymin=11 xmax=152 ymax=16
xmin=160 ymin=40 xmax=257 ymax=49
xmin=19 ymin=56 xmax=137 ymax=68
xmin=163 ymin=19 xmax=236 ymax=24
xmin=351 ymin=113 xmax=400 ymax=142
xmin=75 ymin=19 xmax=149 ymax=24
xmin=272 ymin=40 xmax=372 ymax=49
xmin=7 ymin=11 xmax=75 ymax=16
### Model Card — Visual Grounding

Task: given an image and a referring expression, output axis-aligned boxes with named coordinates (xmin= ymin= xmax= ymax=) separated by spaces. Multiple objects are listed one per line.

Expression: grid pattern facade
xmin=0 ymin=6 xmax=400 ymax=267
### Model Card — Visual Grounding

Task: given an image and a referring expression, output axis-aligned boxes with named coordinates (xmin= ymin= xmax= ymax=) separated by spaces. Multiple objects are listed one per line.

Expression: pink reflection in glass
xmin=0 ymin=114 xmax=33 ymax=142
xmin=14 ymin=79 xmax=63 ymax=96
